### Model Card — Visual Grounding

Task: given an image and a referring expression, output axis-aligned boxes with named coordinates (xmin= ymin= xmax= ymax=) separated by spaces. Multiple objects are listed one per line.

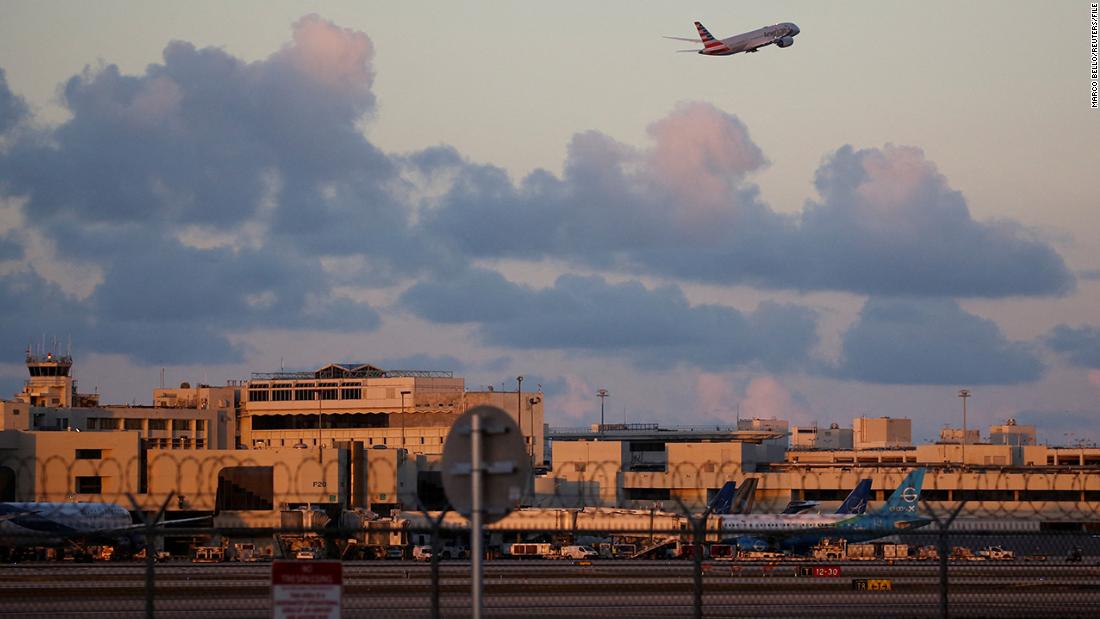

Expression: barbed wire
xmin=1 ymin=454 xmax=1098 ymax=519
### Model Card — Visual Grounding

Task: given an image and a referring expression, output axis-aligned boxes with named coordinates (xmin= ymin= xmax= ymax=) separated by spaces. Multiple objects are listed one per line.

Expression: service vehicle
xmin=976 ymin=546 xmax=1015 ymax=560
xmin=504 ymin=542 xmax=556 ymax=558
xmin=413 ymin=544 xmax=467 ymax=561
xmin=560 ymin=545 xmax=598 ymax=560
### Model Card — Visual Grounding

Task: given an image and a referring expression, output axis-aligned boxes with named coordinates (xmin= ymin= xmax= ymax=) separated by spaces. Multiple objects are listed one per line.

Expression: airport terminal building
xmin=1 ymin=351 xmax=1098 ymax=529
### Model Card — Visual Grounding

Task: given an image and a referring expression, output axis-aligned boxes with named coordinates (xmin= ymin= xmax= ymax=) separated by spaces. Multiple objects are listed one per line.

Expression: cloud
xmin=371 ymin=353 xmax=465 ymax=373
xmin=694 ymin=372 xmax=740 ymax=420
xmin=1013 ymin=409 xmax=1100 ymax=445
xmin=0 ymin=68 xmax=27 ymax=135
xmin=832 ymin=298 xmax=1044 ymax=385
xmin=0 ymin=16 xmax=392 ymax=364
xmin=739 ymin=376 xmax=813 ymax=426
xmin=1044 ymin=325 xmax=1100 ymax=369
xmin=400 ymin=268 xmax=819 ymax=371
xmin=0 ymin=233 xmax=21 ymax=260
xmin=797 ymin=145 xmax=1073 ymax=297
xmin=0 ymin=16 xmax=1075 ymax=373
xmin=420 ymin=129 xmax=1072 ymax=298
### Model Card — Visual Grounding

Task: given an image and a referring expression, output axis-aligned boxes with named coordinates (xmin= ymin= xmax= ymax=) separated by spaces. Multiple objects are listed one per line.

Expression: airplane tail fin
xmin=693 ymin=21 xmax=733 ymax=54
xmin=694 ymin=21 xmax=718 ymax=43
xmin=707 ymin=481 xmax=736 ymax=515
xmin=876 ymin=469 xmax=925 ymax=517
xmin=836 ymin=479 xmax=873 ymax=515
xmin=729 ymin=477 xmax=758 ymax=514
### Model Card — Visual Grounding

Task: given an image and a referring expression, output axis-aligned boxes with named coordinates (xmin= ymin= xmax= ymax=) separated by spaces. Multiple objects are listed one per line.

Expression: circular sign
xmin=441 ymin=405 xmax=531 ymax=524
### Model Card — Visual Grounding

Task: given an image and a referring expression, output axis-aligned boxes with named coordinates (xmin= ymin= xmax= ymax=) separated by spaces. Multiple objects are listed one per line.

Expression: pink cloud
xmin=547 ymin=374 xmax=597 ymax=423
xmin=127 ymin=77 xmax=182 ymax=128
xmin=644 ymin=102 xmax=766 ymax=211
xmin=1089 ymin=370 xmax=1100 ymax=391
xmin=739 ymin=376 xmax=813 ymax=425
xmin=693 ymin=371 xmax=739 ymax=420
xmin=285 ymin=14 xmax=375 ymax=94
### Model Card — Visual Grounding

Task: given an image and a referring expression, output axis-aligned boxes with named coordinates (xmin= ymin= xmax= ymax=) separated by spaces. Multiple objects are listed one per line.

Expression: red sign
xmin=272 ymin=560 xmax=342 ymax=619
xmin=813 ymin=566 xmax=842 ymax=577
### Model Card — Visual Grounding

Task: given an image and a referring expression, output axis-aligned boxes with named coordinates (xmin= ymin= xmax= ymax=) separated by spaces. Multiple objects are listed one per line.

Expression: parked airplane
xmin=781 ymin=478 xmax=873 ymax=515
xmin=0 ymin=501 xmax=208 ymax=557
xmin=666 ymin=20 xmax=800 ymax=56
xmin=708 ymin=479 xmax=757 ymax=515
xmin=718 ymin=470 xmax=928 ymax=552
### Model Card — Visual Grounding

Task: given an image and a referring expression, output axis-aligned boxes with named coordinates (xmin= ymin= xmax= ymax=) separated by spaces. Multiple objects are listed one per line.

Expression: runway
xmin=2 ymin=559 xmax=1099 ymax=617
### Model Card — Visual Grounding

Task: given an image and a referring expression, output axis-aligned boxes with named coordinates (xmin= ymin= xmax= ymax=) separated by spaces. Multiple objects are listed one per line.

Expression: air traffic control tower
xmin=16 ymin=348 xmax=99 ymax=409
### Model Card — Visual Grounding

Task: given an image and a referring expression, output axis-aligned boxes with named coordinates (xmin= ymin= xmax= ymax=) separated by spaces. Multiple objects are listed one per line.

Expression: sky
xmin=0 ymin=1 xmax=1098 ymax=444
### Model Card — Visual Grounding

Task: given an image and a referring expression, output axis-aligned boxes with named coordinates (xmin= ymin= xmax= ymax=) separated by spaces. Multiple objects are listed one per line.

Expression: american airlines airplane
xmin=717 ymin=470 xmax=929 ymax=552
xmin=666 ymin=20 xmax=801 ymax=56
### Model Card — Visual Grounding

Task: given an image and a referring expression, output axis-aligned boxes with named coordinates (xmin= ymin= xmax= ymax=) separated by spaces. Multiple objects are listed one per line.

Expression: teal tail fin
xmin=877 ymin=469 xmax=925 ymax=516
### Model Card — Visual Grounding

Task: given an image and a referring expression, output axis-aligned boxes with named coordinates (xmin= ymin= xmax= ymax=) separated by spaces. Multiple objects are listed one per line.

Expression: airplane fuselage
xmin=716 ymin=512 xmax=930 ymax=552
xmin=0 ymin=502 xmax=133 ymax=546
xmin=705 ymin=22 xmax=800 ymax=56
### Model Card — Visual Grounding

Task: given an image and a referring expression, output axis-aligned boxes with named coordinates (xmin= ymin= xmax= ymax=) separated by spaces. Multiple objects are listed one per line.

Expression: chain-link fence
xmin=1 ymin=453 xmax=1099 ymax=617
xmin=2 ymin=512 xmax=1098 ymax=617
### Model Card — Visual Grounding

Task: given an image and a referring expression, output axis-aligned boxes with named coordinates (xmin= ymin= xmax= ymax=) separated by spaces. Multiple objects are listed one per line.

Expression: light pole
xmin=516 ymin=375 xmax=524 ymax=453
xmin=400 ymin=390 xmax=412 ymax=451
xmin=958 ymin=389 xmax=970 ymax=466
xmin=527 ymin=395 xmax=540 ymax=461
xmin=597 ymin=389 xmax=609 ymax=432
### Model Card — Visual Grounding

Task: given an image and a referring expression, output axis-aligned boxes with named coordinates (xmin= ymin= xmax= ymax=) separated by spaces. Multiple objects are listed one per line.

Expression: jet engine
xmin=776 ymin=37 xmax=794 ymax=48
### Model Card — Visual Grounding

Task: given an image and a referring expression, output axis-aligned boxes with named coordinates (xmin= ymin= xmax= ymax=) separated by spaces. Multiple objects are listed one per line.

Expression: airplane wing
xmin=112 ymin=514 xmax=213 ymax=532
xmin=663 ymin=36 xmax=701 ymax=43
xmin=0 ymin=511 xmax=36 ymax=522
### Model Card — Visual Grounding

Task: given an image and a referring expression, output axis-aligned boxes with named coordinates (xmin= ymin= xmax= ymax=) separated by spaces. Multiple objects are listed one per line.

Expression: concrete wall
xmin=0 ymin=430 xmax=415 ymax=513
xmin=854 ymin=417 xmax=912 ymax=449
xmin=0 ymin=401 xmax=30 ymax=431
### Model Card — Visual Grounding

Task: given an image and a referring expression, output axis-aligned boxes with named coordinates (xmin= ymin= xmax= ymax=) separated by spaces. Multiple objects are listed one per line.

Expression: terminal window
xmin=148 ymin=419 xmax=167 ymax=431
xmin=124 ymin=418 xmax=143 ymax=430
xmin=75 ymin=449 xmax=102 ymax=460
xmin=75 ymin=476 xmax=102 ymax=494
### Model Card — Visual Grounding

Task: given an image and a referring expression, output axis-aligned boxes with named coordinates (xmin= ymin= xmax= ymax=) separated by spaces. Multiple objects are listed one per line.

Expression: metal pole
xmin=516 ymin=376 xmax=523 ymax=455
xmin=958 ymin=390 xmax=970 ymax=466
xmin=144 ymin=515 xmax=155 ymax=619
xmin=597 ymin=389 xmax=609 ymax=432
xmin=938 ymin=525 xmax=949 ymax=619
xmin=430 ymin=518 xmax=442 ymax=619
xmin=692 ymin=515 xmax=704 ymax=619
xmin=401 ymin=391 xmax=406 ymax=449
xmin=471 ymin=410 xmax=483 ymax=619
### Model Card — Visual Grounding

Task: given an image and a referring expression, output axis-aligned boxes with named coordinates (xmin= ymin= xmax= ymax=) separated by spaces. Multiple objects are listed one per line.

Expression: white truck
xmin=560 ymin=545 xmax=598 ymax=560
xmin=412 ymin=544 xmax=467 ymax=561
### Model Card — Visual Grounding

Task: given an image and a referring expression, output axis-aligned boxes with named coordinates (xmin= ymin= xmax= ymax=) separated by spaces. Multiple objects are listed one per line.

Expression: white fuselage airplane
xmin=0 ymin=501 xmax=209 ymax=555
xmin=0 ymin=502 xmax=134 ymax=546
xmin=715 ymin=470 xmax=929 ymax=552
xmin=667 ymin=21 xmax=801 ymax=56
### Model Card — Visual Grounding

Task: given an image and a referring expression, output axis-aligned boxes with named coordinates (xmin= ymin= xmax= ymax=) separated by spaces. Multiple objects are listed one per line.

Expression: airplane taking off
xmin=666 ymin=20 xmax=800 ymax=56
xmin=717 ymin=470 xmax=929 ymax=552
